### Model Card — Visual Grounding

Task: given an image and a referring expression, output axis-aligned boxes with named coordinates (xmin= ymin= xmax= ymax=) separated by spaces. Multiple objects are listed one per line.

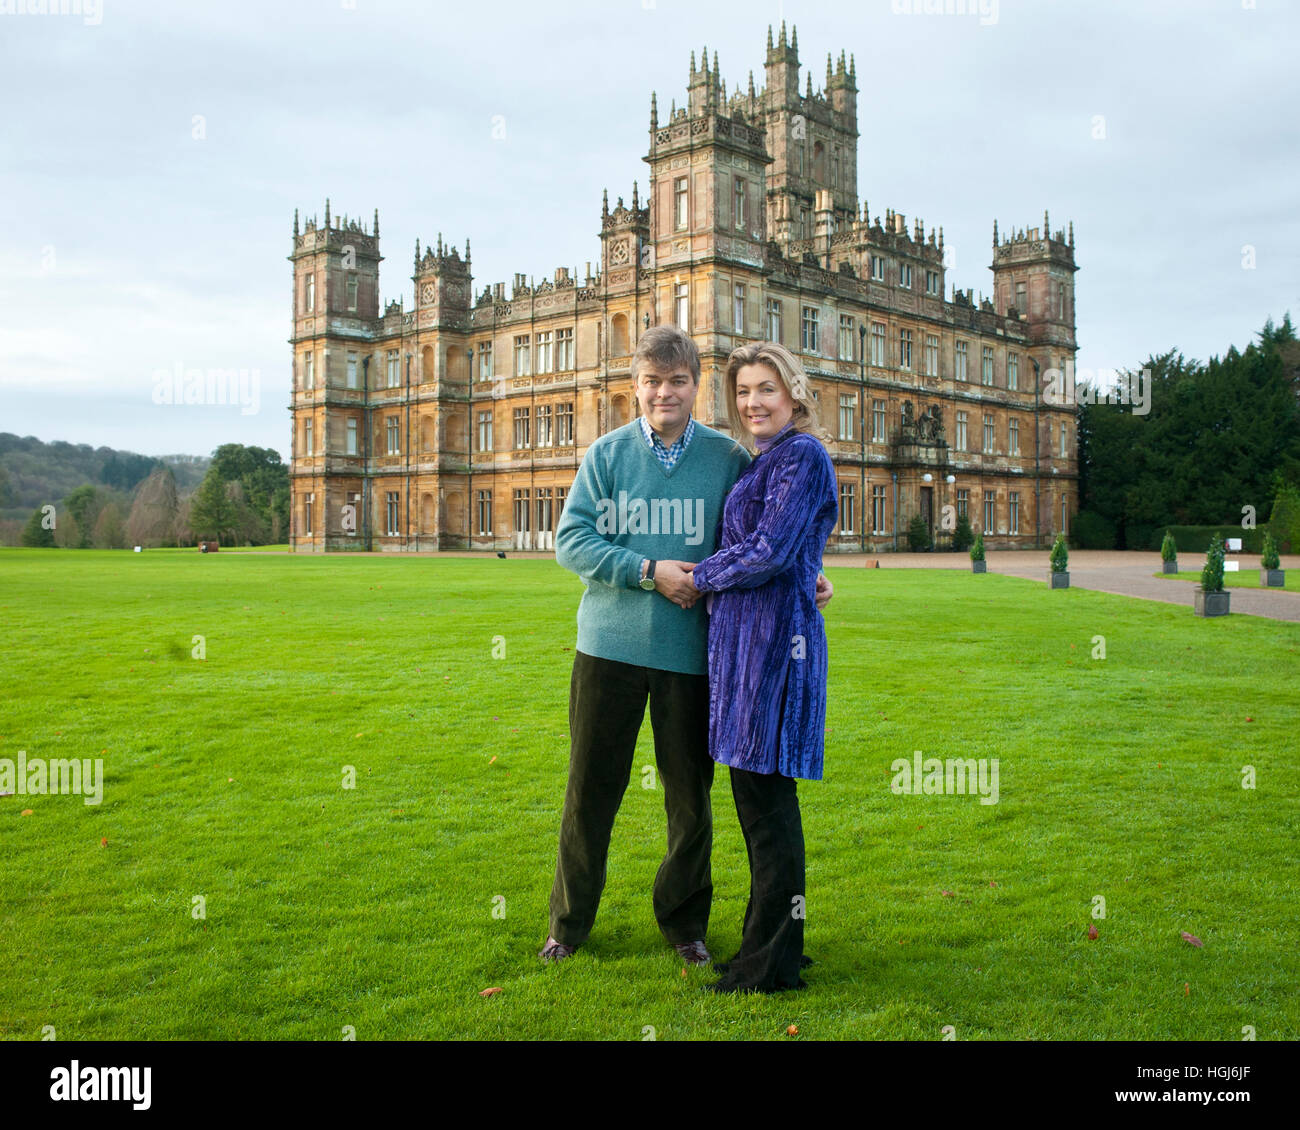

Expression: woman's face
xmin=735 ymin=363 xmax=795 ymax=441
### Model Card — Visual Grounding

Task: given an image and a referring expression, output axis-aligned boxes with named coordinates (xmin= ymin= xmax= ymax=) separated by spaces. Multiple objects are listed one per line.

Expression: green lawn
xmin=1154 ymin=568 xmax=1299 ymax=592
xmin=2 ymin=548 xmax=1297 ymax=1041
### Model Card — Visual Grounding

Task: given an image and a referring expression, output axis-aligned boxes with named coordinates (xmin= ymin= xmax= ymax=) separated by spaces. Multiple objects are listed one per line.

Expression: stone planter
xmin=1194 ymin=587 xmax=1230 ymax=617
xmin=1260 ymin=568 xmax=1285 ymax=587
xmin=1162 ymin=558 xmax=1179 ymax=574
xmin=1050 ymin=571 xmax=1070 ymax=589
xmin=971 ymin=560 xmax=987 ymax=573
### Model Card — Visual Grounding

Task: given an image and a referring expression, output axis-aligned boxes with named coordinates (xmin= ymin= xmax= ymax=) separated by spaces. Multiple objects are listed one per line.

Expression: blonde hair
xmin=723 ymin=341 xmax=831 ymax=453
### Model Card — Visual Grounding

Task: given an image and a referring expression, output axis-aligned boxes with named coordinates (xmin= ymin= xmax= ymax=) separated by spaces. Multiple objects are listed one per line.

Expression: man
xmin=541 ymin=324 xmax=832 ymax=966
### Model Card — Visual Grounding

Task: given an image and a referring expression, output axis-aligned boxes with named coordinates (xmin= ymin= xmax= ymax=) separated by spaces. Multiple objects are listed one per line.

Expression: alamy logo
xmin=890 ymin=751 xmax=999 ymax=805
xmin=595 ymin=492 xmax=705 ymax=546
xmin=0 ymin=752 xmax=103 ymax=805
xmin=50 ymin=1061 xmax=151 ymax=1110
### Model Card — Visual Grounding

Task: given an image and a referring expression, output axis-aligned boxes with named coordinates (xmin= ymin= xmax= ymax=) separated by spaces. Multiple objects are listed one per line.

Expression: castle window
xmin=955 ymin=340 xmax=969 ymax=382
xmin=831 ymin=150 xmax=840 ymax=189
xmin=983 ymin=491 xmax=995 ymax=534
xmin=479 ymin=341 xmax=493 ymax=381
xmin=346 ymin=274 xmax=358 ymax=312
xmin=386 ymin=491 xmax=400 ymax=537
xmin=734 ymin=178 xmax=746 ymax=230
xmin=838 ymin=482 xmax=855 ymax=535
xmin=839 ymin=394 xmax=856 ymax=441
xmin=899 ymin=329 xmax=913 ymax=371
xmin=982 ymin=345 xmax=995 ymax=386
xmin=1009 ymin=417 xmax=1020 ymax=456
xmin=924 ymin=334 xmax=939 ymax=377
xmin=514 ymin=335 xmax=530 ymax=377
xmin=1060 ymin=422 xmax=1068 ymax=457
xmin=675 ymin=177 xmax=688 ymax=229
xmin=871 ymin=256 xmax=885 ymax=282
xmin=512 ymin=489 xmax=531 ymax=533
xmin=476 ymin=490 xmax=492 ymax=536
xmin=870 ymin=322 xmax=886 ymax=367
xmin=800 ymin=207 xmax=810 ymax=239
xmin=303 ymin=418 xmax=313 ymax=455
xmin=386 ymin=349 xmax=399 ymax=388
xmin=386 ymin=416 xmax=400 ymax=455
xmin=674 ymin=283 xmax=689 ymax=331
xmin=956 ymin=489 xmax=969 ymax=519
xmin=1015 ymin=280 xmax=1027 ymax=316
xmin=1008 ymin=352 xmax=1019 ymax=390
xmin=925 ymin=270 xmax=940 ymax=296
xmin=1010 ymin=492 xmax=1020 ymax=535
xmin=536 ymin=331 xmax=553 ymax=374
xmin=983 ymin=414 xmax=995 ymax=454
xmin=956 ymin=410 xmax=968 ymax=451
xmin=302 ymin=493 xmax=313 ymax=536
xmin=801 ymin=306 xmax=819 ymax=353
xmin=346 ymin=351 xmax=358 ymax=389
xmin=871 ymin=484 xmax=887 ymax=535
xmin=536 ymin=488 xmax=554 ymax=534
xmin=556 ymin=328 xmax=574 ymax=370
xmin=346 ymin=418 xmax=358 ymax=455
xmin=536 ymin=404 xmax=552 ymax=447
xmin=1058 ymin=283 xmax=1067 ymax=319
xmin=477 ymin=410 xmax=493 ymax=452
xmin=872 ymin=398 xmax=886 ymax=443
xmin=304 ymin=274 xmax=314 ymax=313
xmin=899 ymin=264 xmax=913 ymax=289
xmin=838 ymin=315 xmax=854 ymax=361
xmin=765 ymin=298 xmax=783 ymax=343
xmin=304 ymin=352 xmax=314 ymax=389
xmin=734 ymin=283 xmax=746 ymax=334
xmin=557 ymin=402 xmax=574 ymax=445
xmin=513 ymin=406 xmax=530 ymax=449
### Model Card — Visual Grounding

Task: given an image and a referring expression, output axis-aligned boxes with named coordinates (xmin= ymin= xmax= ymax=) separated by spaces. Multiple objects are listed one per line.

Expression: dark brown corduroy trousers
xmin=547 ymin=650 xmax=714 ymax=947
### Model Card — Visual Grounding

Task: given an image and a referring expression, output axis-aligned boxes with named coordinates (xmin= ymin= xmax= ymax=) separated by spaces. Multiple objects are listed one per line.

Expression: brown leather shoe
xmin=673 ymin=940 xmax=711 ymax=966
xmin=539 ymin=936 xmax=578 ymax=962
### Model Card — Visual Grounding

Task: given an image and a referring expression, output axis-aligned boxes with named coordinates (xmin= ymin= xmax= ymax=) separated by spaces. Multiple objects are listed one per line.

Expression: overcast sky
xmin=2 ymin=0 xmax=1297 ymax=461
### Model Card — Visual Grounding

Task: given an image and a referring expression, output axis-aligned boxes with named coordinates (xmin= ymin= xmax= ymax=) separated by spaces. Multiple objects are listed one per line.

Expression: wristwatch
xmin=639 ymin=559 xmax=657 ymax=591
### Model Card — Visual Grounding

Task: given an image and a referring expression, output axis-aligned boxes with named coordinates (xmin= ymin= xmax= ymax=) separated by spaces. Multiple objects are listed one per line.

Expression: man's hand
xmin=654 ymin=560 xmax=701 ymax=609
xmin=814 ymin=572 xmax=833 ymax=612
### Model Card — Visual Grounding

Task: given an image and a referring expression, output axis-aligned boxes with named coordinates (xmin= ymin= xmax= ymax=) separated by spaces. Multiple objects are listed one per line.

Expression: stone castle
xmin=288 ymin=23 xmax=1078 ymax=552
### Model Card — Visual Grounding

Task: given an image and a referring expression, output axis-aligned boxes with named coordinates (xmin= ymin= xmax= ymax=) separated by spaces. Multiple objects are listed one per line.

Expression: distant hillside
xmin=0 ymin=433 xmax=210 ymax=520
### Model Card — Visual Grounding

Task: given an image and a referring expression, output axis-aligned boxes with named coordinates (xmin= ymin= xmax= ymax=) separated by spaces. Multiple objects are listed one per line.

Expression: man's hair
xmin=632 ymin=324 xmax=700 ymax=385
xmin=723 ymin=341 xmax=831 ymax=452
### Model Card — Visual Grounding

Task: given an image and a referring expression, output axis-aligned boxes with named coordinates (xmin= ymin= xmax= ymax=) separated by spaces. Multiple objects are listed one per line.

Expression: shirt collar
xmin=640 ymin=414 xmax=694 ymax=450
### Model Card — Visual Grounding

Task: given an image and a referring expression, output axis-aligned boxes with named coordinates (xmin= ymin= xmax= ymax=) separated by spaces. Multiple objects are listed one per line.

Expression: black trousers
xmin=710 ymin=766 xmax=808 ymax=993
xmin=547 ymin=650 xmax=714 ymax=947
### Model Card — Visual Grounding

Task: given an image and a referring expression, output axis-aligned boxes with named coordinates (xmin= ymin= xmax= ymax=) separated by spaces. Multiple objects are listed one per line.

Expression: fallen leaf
xmin=479 ymin=987 xmax=503 ymax=997
xmin=1184 ymin=982 xmax=1190 ymax=996
xmin=227 ymin=777 xmax=234 ymax=783
xmin=680 ymin=967 xmax=688 ymax=978
xmin=21 ymin=808 xmax=34 ymax=816
xmin=786 ymin=1024 xmax=798 ymax=1036
xmin=100 ymin=837 xmax=108 ymax=848
xmin=1181 ymin=931 xmax=1203 ymax=948
xmin=941 ymin=890 xmax=954 ymax=897
xmin=1245 ymin=716 xmax=1254 ymax=722
xmin=488 ymin=756 xmax=497 ymax=765
xmin=1087 ymin=924 xmax=1099 ymax=940
xmin=988 ymin=880 xmax=998 ymax=888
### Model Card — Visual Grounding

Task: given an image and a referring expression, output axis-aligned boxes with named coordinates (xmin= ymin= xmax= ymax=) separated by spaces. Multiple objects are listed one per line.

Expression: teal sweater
xmin=555 ymin=419 xmax=751 ymax=675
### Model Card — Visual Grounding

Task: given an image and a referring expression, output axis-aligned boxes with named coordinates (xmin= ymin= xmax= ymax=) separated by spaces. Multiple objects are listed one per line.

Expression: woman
xmin=684 ymin=341 xmax=838 ymax=994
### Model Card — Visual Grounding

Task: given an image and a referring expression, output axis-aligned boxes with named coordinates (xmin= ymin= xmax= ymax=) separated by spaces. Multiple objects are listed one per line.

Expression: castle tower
xmin=990 ymin=214 xmax=1078 ymax=361
xmin=760 ymin=23 xmax=859 ymax=254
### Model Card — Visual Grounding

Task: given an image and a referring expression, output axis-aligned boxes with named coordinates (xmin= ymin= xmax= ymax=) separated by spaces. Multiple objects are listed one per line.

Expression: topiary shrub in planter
xmin=1049 ymin=531 xmax=1069 ymax=588
xmin=970 ymin=530 xmax=986 ymax=573
xmin=1259 ymin=531 xmax=1284 ymax=586
xmin=907 ymin=513 xmax=932 ymax=552
xmin=952 ymin=512 xmax=975 ymax=553
xmin=1160 ymin=529 xmax=1178 ymax=575
xmin=1195 ymin=532 xmax=1230 ymax=616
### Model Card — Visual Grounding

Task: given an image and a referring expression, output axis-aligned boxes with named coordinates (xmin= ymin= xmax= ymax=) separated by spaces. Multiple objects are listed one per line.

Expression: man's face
xmin=635 ymin=362 xmax=698 ymax=435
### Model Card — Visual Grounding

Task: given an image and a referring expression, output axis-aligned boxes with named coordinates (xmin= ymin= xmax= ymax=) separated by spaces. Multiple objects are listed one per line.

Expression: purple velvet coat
xmin=689 ymin=423 xmax=838 ymax=780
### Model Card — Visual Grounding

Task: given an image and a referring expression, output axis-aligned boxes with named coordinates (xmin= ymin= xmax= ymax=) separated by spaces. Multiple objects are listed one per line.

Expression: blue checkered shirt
xmin=638 ymin=414 xmax=695 ymax=471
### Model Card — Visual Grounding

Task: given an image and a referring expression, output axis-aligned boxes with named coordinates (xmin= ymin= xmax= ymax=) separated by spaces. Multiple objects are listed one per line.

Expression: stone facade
xmin=289 ymin=23 xmax=1078 ymax=553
